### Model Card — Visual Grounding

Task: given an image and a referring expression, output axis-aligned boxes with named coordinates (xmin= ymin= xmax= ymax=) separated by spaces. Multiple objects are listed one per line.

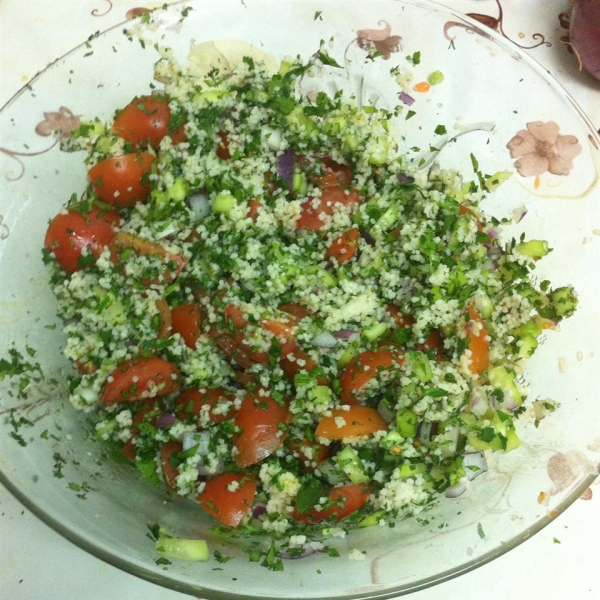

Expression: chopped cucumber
xmin=396 ymin=409 xmax=418 ymax=438
xmin=407 ymin=351 xmax=433 ymax=383
xmin=358 ymin=510 xmax=386 ymax=527
xmin=517 ymin=333 xmax=538 ymax=359
xmin=193 ymin=90 xmax=231 ymax=104
xmin=371 ymin=205 xmax=399 ymax=236
xmin=362 ymin=322 xmax=388 ymax=342
xmin=156 ymin=536 xmax=210 ymax=562
xmin=516 ymin=239 xmax=549 ymax=259
xmin=380 ymin=430 xmax=405 ymax=454
xmin=286 ymin=106 xmax=316 ymax=132
xmin=397 ymin=462 xmax=427 ymax=478
xmin=167 ymin=177 xmax=190 ymax=203
xmin=471 ymin=291 xmax=494 ymax=319
xmin=308 ymin=385 xmax=333 ymax=407
xmin=488 ymin=365 xmax=522 ymax=406
xmin=293 ymin=172 xmax=308 ymax=195
xmin=212 ymin=191 xmax=236 ymax=215
xmin=336 ymin=446 xmax=370 ymax=484
xmin=337 ymin=344 xmax=360 ymax=367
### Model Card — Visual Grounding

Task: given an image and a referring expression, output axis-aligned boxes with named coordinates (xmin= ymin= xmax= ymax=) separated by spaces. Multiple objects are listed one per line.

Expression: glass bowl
xmin=0 ymin=1 xmax=598 ymax=598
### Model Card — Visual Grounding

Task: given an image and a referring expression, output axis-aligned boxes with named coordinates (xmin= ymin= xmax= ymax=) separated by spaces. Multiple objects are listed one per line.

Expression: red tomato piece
xmin=100 ymin=357 xmax=180 ymax=405
xmin=88 ymin=152 xmax=155 ymax=207
xmin=293 ymin=484 xmax=370 ymax=523
xmin=160 ymin=441 xmax=183 ymax=494
xmin=296 ymin=187 xmax=363 ymax=231
xmin=122 ymin=401 xmax=161 ymax=460
xmin=418 ymin=328 xmax=444 ymax=362
xmin=288 ymin=438 xmax=329 ymax=472
xmin=214 ymin=331 xmax=255 ymax=370
xmin=112 ymin=95 xmax=185 ymax=149
xmin=278 ymin=303 xmax=313 ymax=320
xmin=171 ymin=303 xmax=202 ymax=349
xmin=155 ymin=298 xmax=172 ymax=339
xmin=325 ymin=227 xmax=360 ymax=265
xmin=247 ymin=199 xmax=263 ymax=222
xmin=259 ymin=316 xmax=298 ymax=357
xmin=174 ymin=388 xmax=236 ymax=425
xmin=465 ymin=307 xmax=489 ymax=374
xmin=109 ymin=231 xmax=189 ymax=285
xmin=232 ymin=371 xmax=258 ymax=387
xmin=198 ymin=473 xmax=257 ymax=528
xmin=315 ymin=406 xmax=387 ymax=440
xmin=44 ymin=206 xmax=121 ymax=273
xmin=216 ymin=132 xmax=231 ymax=160
xmin=339 ymin=348 xmax=404 ymax=405
xmin=233 ymin=391 xmax=291 ymax=468
xmin=279 ymin=346 xmax=328 ymax=386
xmin=387 ymin=305 xmax=416 ymax=329
xmin=320 ymin=157 xmax=353 ymax=188
xmin=224 ymin=304 xmax=250 ymax=328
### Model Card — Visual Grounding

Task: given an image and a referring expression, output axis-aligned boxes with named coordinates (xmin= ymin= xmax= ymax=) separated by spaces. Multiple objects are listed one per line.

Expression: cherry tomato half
xmin=88 ymin=152 xmax=155 ymax=207
xmin=233 ymin=391 xmax=291 ymax=468
xmin=44 ymin=206 xmax=120 ymax=273
xmin=171 ymin=303 xmax=203 ymax=349
xmin=198 ymin=472 xmax=257 ymax=528
xmin=112 ymin=95 xmax=185 ymax=149
xmin=339 ymin=348 xmax=404 ymax=405
xmin=325 ymin=227 xmax=360 ymax=265
xmin=465 ymin=307 xmax=489 ymax=374
xmin=293 ymin=484 xmax=370 ymax=523
xmin=315 ymin=406 xmax=387 ymax=440
xmin=174 ymin=388 xmax=236 ymax=426
xmin=100 ymin=356 xmax=180 ymax=405
xmin=160 ymin=441 xmax=183 ymax=495
xmin=288 ymin=438 xmax=329 ymax=472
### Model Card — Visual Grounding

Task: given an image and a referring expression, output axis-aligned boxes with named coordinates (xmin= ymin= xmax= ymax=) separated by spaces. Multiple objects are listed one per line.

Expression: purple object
xmin=155 ymin=412 xmax=177 ymax=428
xmin=399 ymin=92 xmax=415 ymax=106
xmin=397 ymin=173 xmax=415 ymax=184
xmin=333 ymin=329 xmax=358 ymax=340
xmin=277 ymin=148 xmax=295 ymax=188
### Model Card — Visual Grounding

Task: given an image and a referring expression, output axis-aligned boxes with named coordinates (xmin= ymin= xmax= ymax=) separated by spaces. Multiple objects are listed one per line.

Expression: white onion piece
xmin=154 ymin=221 xmax=180 ymax=240
xmin=311 ymin=332 xmax=338 ymax=348
xmin=377 ymin=402 xmax=395 ymax=424
xmin=469 ymin=389 xmax=489 ymax=417
xmin=445 ymin=482 xmax=467 ymax=498
xmin=437 ymin=424 xmax=460 ymax=458
xmin=197 ymin=457 xmax=225 ymax=477
xmin=462 ymin=452 xmax=488 ymax=481
xmin=182 ymin=431 xmax=211 ymax=455
xmin=189 ymin=193 xmax=211 ymax=220
xmin=511 ymin=204 xmax=528 ymax=224
xmin=498 ymin=391 xmax=520 ymax=412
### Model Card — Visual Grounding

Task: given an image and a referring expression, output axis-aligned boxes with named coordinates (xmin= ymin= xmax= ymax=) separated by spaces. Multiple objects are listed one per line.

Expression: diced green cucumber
xmin=484 ymin=170 xmax=512 ymax=191
xmin=368 ymin=137 xmax=390 ymax=166
xmin=488 ymin=365 xmax=522 ymax=406
xmin=427 ymin=70 xmax=444 ymax=85
xmin=323 ymin=115 xmax=347 ymax=135
xmin=193 ymin=90 xmax=231 ymax=103
xmin=517 ymin=333 xmax=538 ymax=359
xmin=293 ymin=172 xmax=308 ymax=195
xmin=396 ymin=409 xmax=418 ymax=438
xmin=549 ymin=286 xmax=578 ymax=319
xmin=95 ymin=419 xmax=117 ymax=438
xmin=212 ymin=190 xmax=236 ymax=215
xmin=338 ymin=344 xmax=360 ymax=367
xmin=371 ymin=205 xmax=399 ymax=237
xmin=397 ymin=462 xmax=427 ymax=478
xmin=359 ymin=510 xmax=386 ymax=527
xmin=306 ymin=265 xmax=337 ymax=288
xmin=336 ymin=446 xmax=370 ymax=484
xmin=516 ymin=239 xmax=549 ymax=259
xmin=407 ymin=351 xmax=433 ymax=383
xmin=471 ymin=291 xmax=494 ymax=319
xmin=93 ymin=286 xmax=126 ymax=325
xmin=380 ymin=430 xmax=405 ymax=454
xmin=167 ymin=177 xmax=190 ymax=203
xmin=156 ymin=536 xmax=209 ymax=562
xmin=363 ymin=322 xmax=388 ymax=342
xmin=245 ymin=89 xmax=269 ymax=103
xmin=286 ymin=106 xmax=316 ymax=132
xmin=308 ymin=385 xmax=333 ymax=407
xmin=343 ymin=133 xmax=360 ymax=152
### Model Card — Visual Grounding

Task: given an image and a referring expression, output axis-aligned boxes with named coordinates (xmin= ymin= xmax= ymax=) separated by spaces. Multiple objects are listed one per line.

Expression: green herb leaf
xmin=296 ymin=479 xmax=324 ymax=514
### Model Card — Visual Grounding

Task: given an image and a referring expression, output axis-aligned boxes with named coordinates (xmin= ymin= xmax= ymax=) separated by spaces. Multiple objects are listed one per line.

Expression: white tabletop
xmin=1 ymin=1 xmax=599 ymax=599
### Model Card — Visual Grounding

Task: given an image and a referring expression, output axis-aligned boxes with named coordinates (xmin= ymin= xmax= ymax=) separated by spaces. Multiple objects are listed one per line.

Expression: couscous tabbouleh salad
xmin=42 ymin=48 xmax=577 ymax=561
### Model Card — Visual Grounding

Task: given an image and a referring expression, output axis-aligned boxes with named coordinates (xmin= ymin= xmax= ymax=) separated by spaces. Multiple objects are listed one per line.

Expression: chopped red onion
xmin=188 ymin=193 xmax=211 ymax=220
xmin=277 ymin=149 xmax=295 ymax=189
xmin=280 ymin=547 xmax=317 ymax=560
xmin=377 ymin=402 xmax=395 ymax=424
xmin=155 ymin=412 xmax=177 ymax=428
xmin=360 ymin=230 xmax=375 ymax=245
xmin=312 ymin=332 xmax=338 ymax=348
xmin=498 ymin=391 xmax=520 ymax=412
xmin=445 ymin=482 xmax=467 ymax=498
xmin=462 ymin=452 xmax=488 ymax=481
xmin=570 ymin=0 xmax=600 ymax=81
xmin=333 ymin=329 xmax=358 ymax=340
xmin=469 ymin=389 xmax=489 ymax=417
xmin=487 ymin=227 xmax=500 ymax=240
xmin=397 ymin=173 xmax=415 ymax=184
xmin=252 ymin=504 xmax=267 ymax=518
xmin=511 ymin=204 xmax=528 ymax=224
xmin=398 ymin=92 xmax=415 ymax=106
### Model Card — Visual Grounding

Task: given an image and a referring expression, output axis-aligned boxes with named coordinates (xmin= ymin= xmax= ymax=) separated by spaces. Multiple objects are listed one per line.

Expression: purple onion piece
xmin=397 ymin=173 xmax=415 ymax=184
xmin=398 ymin=92 xmax=416 ymax=106
xmin=277 ymin=149 xmax=295 ymax=189
xmin=469 ymin=389 xmax=489 ymax=418
xmin=462 ymin=452 xmax=488 ymax=481
xmin=155 ymin=412 xmax=177 ymax=428
xmin=360 ymin=230 xmax=375 ymax=245
xmin=498 ymin=391 xmax=520 ymax=412
xmin=252 ymin=504 xmax=267 ymax=518
xmin=333 ymin=329 xmax=358 ymax=340
xmin=511 ymin=204 xmax=528 ymax=224
xmin=487 ymin=227 xmax=500 ymax=240
xmin=445 ymin=482 xmax=467 ymax=498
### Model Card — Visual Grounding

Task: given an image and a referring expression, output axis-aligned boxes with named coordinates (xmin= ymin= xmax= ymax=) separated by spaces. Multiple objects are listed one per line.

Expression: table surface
xmin=1 ymin=1 xmax=599 ymax=599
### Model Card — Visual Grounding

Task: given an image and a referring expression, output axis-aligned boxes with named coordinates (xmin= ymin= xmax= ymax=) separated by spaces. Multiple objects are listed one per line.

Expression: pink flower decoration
xmin=35 ymin=107 xmax=81 ymax=141
xmin=506 ymin=121 xmax=582 ymax=177
xmin=357 ymin=21 xmax=401 ymax=59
